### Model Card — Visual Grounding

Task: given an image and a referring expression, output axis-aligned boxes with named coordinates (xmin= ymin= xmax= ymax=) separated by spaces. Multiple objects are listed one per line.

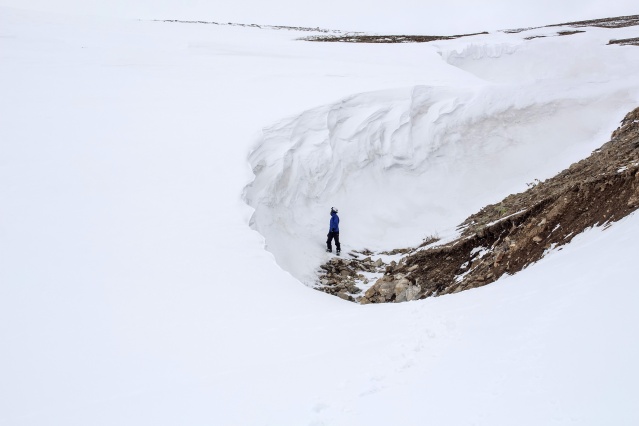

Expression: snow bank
xmin=444 ymin=41 xmax=520 ymax=63
xmin=246 ymin=28 xmax=639 ymax=283
xmin=442 ymin=26 xmax=639 ymax=84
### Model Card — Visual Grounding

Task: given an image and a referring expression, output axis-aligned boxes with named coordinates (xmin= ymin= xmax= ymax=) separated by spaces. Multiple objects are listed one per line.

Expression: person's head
xmin=331 ymin=207 xmax=338 ymax=215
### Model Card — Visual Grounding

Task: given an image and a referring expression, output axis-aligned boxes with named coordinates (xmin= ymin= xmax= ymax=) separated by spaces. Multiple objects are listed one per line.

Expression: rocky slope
xmin=317 ymin=107 xmax=639 ymax=303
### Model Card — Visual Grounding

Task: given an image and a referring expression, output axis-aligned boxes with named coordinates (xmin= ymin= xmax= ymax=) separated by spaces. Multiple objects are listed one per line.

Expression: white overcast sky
xmin=1 ymin=1 xmax=637 ymax=33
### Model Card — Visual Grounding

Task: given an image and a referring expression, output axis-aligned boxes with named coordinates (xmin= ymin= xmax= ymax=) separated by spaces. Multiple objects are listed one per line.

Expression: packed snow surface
xmin=2 ymin=6 xmax=639 ymax=425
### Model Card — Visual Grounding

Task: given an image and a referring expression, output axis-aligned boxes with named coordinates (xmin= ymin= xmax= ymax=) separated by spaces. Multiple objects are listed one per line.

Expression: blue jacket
xmin=329 ymin=212 xmax=340 ymax=233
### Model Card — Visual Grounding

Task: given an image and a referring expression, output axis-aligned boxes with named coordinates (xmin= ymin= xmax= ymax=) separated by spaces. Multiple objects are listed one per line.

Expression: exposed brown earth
xmin=304 ymin=32 xmax=488 ymax=44
xmin=507 ymin=14 xmax=639 ymax=33
xmin=317 ymin=107 xmax=639 ymax=303
xmin=550 ymin=15 xmax=639 ymax=29
xmin=609 ymin=37 xmax=639 ymax=47
xmin=557 ymin=30 xmax=586 ymax=36
xmin=523 ymin=31 xmax=585 ymax=40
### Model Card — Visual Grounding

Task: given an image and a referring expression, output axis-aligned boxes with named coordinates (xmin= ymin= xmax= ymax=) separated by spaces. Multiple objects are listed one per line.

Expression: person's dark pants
xmin=326 ymin=232 xmax=340 ymax=252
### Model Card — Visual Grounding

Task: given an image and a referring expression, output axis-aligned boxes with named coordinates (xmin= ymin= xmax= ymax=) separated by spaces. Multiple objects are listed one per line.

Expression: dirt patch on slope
xmin=550 ymin=15 xmax=639 ymax=29
xmin=609 ymin=37 xmax=639 ymax=47
xmin=304 ymin=32 xmax=488 ymax=44
xmin=506 ymin=14 xmax=639 ymax=33
xmin=317 ymin=107 xmax=639 ymax=303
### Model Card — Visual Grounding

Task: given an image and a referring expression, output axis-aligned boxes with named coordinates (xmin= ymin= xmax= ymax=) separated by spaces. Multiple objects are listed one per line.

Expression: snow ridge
xmin=245 ymin=78 xmax=636 ymax=283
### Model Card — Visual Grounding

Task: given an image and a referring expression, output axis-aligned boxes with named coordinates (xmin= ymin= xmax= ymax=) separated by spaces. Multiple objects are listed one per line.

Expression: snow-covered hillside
xmin=1 ymin=6 xmax=639 ymax=425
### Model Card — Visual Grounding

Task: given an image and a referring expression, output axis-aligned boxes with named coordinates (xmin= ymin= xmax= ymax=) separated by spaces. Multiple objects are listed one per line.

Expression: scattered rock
xmin=347 ymin=285 xmax=361 ymax=294
xmin=337 ymin=292 xmax=353 ymax=302
xmin=318 ymin=106 xmax=639 ymax=304
xmin=362 ymin=275 xmax=422 ymax=304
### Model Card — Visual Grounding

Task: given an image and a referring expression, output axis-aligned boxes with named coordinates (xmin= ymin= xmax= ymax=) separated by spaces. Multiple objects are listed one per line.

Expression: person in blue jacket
xmin=326 ymin=207 xmax=341 ymax=255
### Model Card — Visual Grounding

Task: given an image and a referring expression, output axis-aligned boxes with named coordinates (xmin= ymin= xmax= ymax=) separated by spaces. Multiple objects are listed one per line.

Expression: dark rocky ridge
xmin=609 ymin=37 xmax=639 ymax=47
xmin=550 ymin=15 xmax=639 ymax=29
xmin=304 ymin=32 xmax=488 ymax=44
xmin=317 ymin=107 xmax=639 ymax=303
xmin=304 ymin=14 xmax=639 ymax=44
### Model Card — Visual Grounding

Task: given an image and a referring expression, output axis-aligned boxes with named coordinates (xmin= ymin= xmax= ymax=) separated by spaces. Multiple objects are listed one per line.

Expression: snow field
xmin=2 ymin=6 xmax=639 ymax=425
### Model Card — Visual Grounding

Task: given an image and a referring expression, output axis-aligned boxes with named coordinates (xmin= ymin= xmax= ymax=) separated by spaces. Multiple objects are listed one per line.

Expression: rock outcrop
xmin=360 ymin=272 xmax=423 ymax=304
xmin=316 ymin=255 xmax=387 ymax=302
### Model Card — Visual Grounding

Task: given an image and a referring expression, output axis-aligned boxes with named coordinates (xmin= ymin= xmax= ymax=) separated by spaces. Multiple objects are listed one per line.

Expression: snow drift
xmin=245 ymin=27 xmax=639 ymax=283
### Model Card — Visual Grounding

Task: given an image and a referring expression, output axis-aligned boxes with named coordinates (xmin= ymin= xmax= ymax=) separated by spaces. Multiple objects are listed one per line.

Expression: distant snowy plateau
xmin=2 ymin=7 xmax=639 ymax=425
